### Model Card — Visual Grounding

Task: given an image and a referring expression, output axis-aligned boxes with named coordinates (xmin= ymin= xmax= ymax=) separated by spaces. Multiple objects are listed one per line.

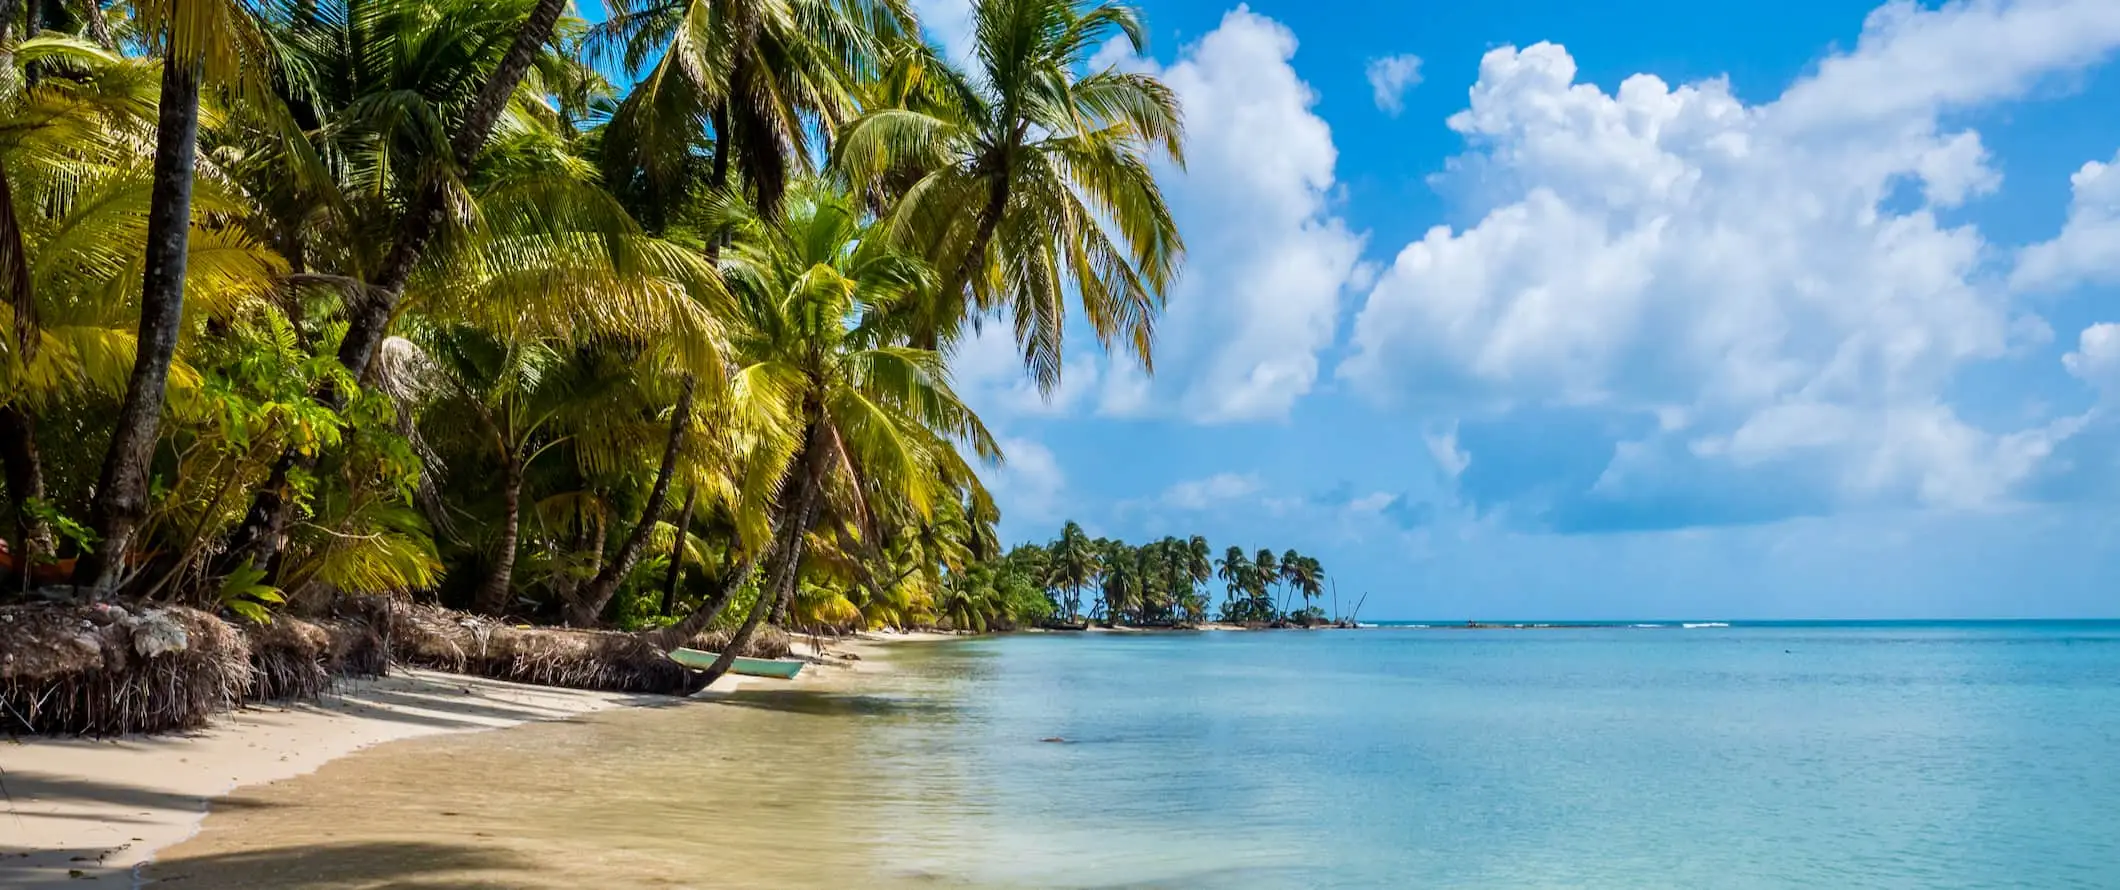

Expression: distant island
xmin=981 ymin=521 xmax=1344 ymax=630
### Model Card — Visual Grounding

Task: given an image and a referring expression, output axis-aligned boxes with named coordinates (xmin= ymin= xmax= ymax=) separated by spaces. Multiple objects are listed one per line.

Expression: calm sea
xmin=158 ymin=622 xmax=2120 ymax=888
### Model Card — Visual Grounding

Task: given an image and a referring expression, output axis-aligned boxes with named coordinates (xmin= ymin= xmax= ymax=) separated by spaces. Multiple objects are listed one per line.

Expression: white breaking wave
xmin=1632 ymin=624 xmax=1666 ymax=628
xmin=1682 ymin=622 xmax=1732 ymax=629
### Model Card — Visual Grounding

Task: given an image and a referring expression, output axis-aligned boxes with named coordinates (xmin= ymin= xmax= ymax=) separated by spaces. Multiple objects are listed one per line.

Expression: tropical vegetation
xmin=998 ymin=522 xmax=1332 ymax=627
xmin=0 ymin=0 xmax=1191 ymax=679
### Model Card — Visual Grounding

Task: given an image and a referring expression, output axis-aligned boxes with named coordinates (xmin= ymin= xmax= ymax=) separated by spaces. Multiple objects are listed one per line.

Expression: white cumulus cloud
xmin=1161 ymin=472 xmax=1264 ymax=509
xmin=2064 ymin=323 xmax=2120 ymax=396
xmin=2015 ymin=151 xmax=2120 ymax=293
xmin=986 ymin=437 xmax=1067 ymax=524
xmin=1340 ymin=0 xmax=2120 ymax=512
xmin=1366 ymin=53 xmax=1424 ymax=115
xmin=1103 ymin=7 xmax=1365 ymax=423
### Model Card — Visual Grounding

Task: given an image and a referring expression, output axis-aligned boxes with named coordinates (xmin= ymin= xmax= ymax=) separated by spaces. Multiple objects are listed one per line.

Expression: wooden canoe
xmin=666 ymin=647 xmax=804 ymax=679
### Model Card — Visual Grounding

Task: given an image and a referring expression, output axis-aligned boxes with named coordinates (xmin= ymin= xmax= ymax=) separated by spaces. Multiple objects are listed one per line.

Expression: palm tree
xmin=1252 ymin=547 xmax=1278 ymax=619
xmin=1097 ymin=539 xmax=1136 ymax=625
xmin=835 ymin=0 xmax=1183 ymax=388
xmin=593 ymin=0 xmax=908 ymax=224
xmin=1182 ymin=535 xmax=1210 ymax=621
xmin=0 ymin=38 xmax=161 ymax=572
xmin=77 ymin=0 xmax=272 ymax=594
xmin=1282 ymin=551 xmax=1323 ymax=624
xmin=1215 ymin=545 xmax=1250 ymax=621
xmin=1050 ymin=520 xmax=1094 ymax=622
xmin=654 ymin=183 xmax=997 ymax=682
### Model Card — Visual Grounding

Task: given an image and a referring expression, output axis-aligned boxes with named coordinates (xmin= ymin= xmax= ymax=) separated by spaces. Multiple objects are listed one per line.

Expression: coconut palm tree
xmin=653 ymin=182 xmax=997 ymax=682
xmin=77 ymin=0 xmax=275 ymax=594
xmin=834 ymin=0 xmax=1183 ymax=389
xmin=593 ymin=0 xmax=910 ymax=225
xmin=1215 ymin=545 xmax=1250 ymax=621
xmin=1049 ymin=519 xmax=1094 ymax=622
xmin=1182 ymin=534 xmax=1210 ymax=622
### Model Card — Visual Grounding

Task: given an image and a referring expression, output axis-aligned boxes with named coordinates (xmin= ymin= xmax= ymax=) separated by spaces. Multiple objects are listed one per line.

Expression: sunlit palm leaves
xmin=835 ymin=0 xmax=1181 ymax=390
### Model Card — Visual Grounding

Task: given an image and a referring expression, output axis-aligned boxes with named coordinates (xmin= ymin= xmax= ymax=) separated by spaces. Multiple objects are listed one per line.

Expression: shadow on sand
xmin=147 ymin=840 xmax=535 ymax=889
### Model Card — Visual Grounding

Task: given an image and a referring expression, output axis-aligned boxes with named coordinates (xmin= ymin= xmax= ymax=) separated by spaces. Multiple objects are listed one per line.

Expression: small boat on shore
xmin=666 ymin=647 xmax=805 ymax=679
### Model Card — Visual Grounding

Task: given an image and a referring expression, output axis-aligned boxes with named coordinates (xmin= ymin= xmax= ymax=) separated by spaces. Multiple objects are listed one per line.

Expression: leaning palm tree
xmin=834 ymin=0 xmax=1183 ymax=388
xmin=652 ymin=182 xmax=998 ymax=683
xmin=219 ymin=0 xmax=633 ymax=580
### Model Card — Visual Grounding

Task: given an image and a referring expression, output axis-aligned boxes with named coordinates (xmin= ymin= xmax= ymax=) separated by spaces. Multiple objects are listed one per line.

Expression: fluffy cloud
xmin=1160 ymin=472 xmax=1264 ymax=509
xmin=910 ymin=0 xmax=974 ymax=62
xmin=1423 ymin=422 xmax=1471 ymax=479
xmin=2064 ymin=323 xmax=2120 ymax=396
xmin=1104 ymin=8 xmax=1365 ymax=423
xmin=2015 ymin=151 xmax=2120 ymax=293
xmin=1341 ymin=0 xmax=2120 ymax=519
xmin=985 ymin=437 xmax=1067 ymax=524
xmin=1366 ymin=54 xmax=1424 ymax=115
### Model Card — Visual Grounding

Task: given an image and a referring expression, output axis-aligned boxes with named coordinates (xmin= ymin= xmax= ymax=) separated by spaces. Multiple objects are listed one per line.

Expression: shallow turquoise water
xmin=867 ymin=624 xmax=2120 ymax=888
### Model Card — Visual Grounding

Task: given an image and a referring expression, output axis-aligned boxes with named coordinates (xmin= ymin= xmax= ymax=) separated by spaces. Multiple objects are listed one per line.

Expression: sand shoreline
xmin=0 ymin=630 xmax=949 ymax=888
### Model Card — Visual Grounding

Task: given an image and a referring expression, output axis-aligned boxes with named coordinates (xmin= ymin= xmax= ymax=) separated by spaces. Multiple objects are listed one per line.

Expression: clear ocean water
xmin=160 ymin=622 xmax=2120 ymax=888
xmin=874 ymin=623 xmax=2120 ymax=888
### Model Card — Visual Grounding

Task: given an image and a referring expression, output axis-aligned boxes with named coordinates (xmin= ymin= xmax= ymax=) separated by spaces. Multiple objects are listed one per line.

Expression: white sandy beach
xmin=0 ymin=630 xmax=941 ymax=888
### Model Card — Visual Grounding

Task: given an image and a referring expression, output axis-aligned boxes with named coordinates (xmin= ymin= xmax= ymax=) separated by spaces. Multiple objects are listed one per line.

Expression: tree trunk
xmin=338 ymin=0 xmax=568 ymax=382
xmin=694 ymin=485 xmax=817 ymax=687
xmin=657 ymin=415 xmax=825 ymax=674
xmin=221 ymin=0 xmax=572 ymax=570
xmin=218 ymin=450 xmax=296 ymax=575
xmin=79 ymin=0 xmax=110 ymax=48
xmin=938 ymin=174 xmax=1011 ymax=318
xmin=657 ymin=485 xmax=695 ymax=617
xmin=0 ymin=404 xmax=53 ymax=566
xmin=472 ymin=452 xmax=524 ymax=615
xmin=567 ymin=376 xmax=693 ymax=625
xmin=75 ymin=51 xmax=201 ymax=598
xmin=646 ymin=547 xmax=757 ymax=651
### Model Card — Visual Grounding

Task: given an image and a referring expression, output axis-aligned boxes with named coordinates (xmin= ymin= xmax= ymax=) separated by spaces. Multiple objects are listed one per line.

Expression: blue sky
xmin=922 ymin=0 xmax=2120 ymax=620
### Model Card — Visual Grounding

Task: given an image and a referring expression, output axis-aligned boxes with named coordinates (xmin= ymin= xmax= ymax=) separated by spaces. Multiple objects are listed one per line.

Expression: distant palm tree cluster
xmin=996 ymin=521 xmax=1329 ymax=627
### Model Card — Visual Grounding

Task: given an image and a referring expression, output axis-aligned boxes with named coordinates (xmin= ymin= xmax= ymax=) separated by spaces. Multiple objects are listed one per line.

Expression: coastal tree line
xmin=967 ymin=522 xmax=1331 ymax=628
xmin=0 ymin=0 xmax=1188 ymax=668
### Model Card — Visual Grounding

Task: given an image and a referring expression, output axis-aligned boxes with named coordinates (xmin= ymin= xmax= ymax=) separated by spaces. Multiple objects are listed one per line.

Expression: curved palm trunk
xmin=472 ymin=453 xmax=524 ymax=615
xmin=676 ymin=417 xmax=828 ymax=683
xmin=76 ymin=52 xmax=202 ymax=598
xmin=695 ymin=492 xmax=816 ymax=687
xmin=222 ymin=0 xmax=573 ymax=575
xmin=657 ymin=485 xmax=695 ymax=617
xmin=340 ymin=0 xmax=569 ymax=380
xmin=646 ymin=547 xmax=757 ymax=651
xmin=564 ymin=376 xmax=693 ymax=626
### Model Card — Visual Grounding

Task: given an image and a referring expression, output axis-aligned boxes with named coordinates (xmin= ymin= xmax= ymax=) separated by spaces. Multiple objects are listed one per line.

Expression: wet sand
xmin=143 ymin=633 xmax=970 ymax=889
xmin=2 ymin=631 xmax=950 ymax=888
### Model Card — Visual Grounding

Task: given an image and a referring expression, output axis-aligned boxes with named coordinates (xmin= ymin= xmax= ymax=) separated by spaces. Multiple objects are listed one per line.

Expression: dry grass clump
xmin=1 ymin=604 xmax=253 ymax=736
